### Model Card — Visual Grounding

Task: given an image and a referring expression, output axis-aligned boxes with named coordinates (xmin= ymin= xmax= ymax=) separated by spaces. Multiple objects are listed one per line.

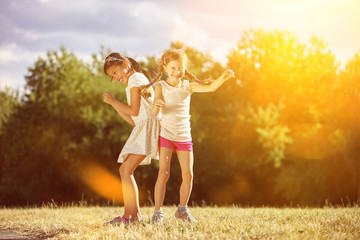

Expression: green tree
xmin=334 ymin=52 xmax=360 ymax=204
xmin=0 ymin=87 xmax=20 ymax=184
xmin=227 ymin=29 xmax=357 ymax=205
xmin=0 ymin=47 xmax=131 ymax=205
xmin=0 ymin=87 xmax=19 ymax=135
xmin=1 ymin=35 xmax=358 ymax=207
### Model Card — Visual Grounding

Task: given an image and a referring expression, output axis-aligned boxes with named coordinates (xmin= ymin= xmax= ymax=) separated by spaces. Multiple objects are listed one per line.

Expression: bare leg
xmin=176 ymin=150 xmax=194 ymax=207
xmin=119 ymin=154 xmax=146 ymax=221
xmin=154 ymin=147 xmax=173 ymax=210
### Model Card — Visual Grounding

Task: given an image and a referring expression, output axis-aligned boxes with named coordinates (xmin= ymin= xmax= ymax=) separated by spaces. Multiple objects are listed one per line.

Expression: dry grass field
xmin=0 ymin=205 xmax=359 ymax=239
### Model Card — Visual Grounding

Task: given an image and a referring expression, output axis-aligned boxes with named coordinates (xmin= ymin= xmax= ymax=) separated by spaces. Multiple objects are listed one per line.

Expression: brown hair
xmin=104 ymin=53 xmax=153 ymax=98
xmin=140 ymin=49 xmax=210 ymax=97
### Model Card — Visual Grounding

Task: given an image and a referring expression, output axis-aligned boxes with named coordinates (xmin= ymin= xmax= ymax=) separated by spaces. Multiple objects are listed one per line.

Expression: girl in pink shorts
xmin=159 ymin=136 xmax=193 ymax=152
xmin=141 ymin=49 xmax=234 ymax=223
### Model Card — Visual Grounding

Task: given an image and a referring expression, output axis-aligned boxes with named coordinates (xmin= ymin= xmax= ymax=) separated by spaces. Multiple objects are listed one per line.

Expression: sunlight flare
xmin=77 ymin=160 xmax=123 ymax=204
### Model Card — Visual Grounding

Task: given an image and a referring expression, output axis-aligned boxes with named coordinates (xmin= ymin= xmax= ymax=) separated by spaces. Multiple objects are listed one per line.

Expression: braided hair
xmin=104 ymin=53 xmax=153 ymax=98
xmin=140 ymin=49 xmax=210 ymax=96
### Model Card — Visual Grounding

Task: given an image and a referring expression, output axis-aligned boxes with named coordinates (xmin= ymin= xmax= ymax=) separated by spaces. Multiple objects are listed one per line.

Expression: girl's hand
xmin=155 ymin=99 xmax=165 ymax=108
xmin=103 ymin=92 xmax=116 ymax=105
xmin=220 ymin=69 xmax=235 ymax=81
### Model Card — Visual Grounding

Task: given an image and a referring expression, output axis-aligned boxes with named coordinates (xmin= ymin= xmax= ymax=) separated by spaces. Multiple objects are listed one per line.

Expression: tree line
xmin=1 ymin=29 xmax=359 ymax=206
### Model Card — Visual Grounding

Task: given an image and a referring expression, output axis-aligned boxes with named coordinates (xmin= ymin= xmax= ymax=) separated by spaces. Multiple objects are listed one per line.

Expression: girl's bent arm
xmin=110 ymin=100 xmax=135 ymax=126
xmin=112 ymin=87 xmax=141 ymax=116
xmin=103 ymin=92 xmax=136 ymax=126
xmin=151 ymin=84 xmax=164 ymax=116
xmin=190 ymin=69 xmax=234 ymax=93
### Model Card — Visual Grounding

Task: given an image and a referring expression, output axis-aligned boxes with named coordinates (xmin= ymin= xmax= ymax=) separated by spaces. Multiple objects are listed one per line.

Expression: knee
xmin=182 ymin=171 xmax=193 ymax=183
xmin=157 ymin=169 xmax=170 ymax=183
xmin=119 ymin=164 xmax=132 ymax=178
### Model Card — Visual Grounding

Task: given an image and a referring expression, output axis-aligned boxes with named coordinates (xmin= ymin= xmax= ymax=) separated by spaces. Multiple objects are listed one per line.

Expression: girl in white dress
xmin=141 ymin=49 xmax=234 ymax=223
xmin=103 ymin=53 xmax=160 ymax=224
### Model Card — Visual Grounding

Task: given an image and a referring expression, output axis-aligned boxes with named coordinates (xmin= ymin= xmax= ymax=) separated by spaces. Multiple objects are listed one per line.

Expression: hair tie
xmin=149 ymin=82 xmax=153 ymax=86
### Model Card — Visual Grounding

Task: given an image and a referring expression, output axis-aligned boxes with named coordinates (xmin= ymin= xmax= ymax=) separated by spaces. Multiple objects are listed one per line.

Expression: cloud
xmin=1 ymin=0 xmax=360 ymax=90
xmin=0 ymin=0 xmax=177 ymax=89
xmin=171 ymin=17 xmax=208 ymax=46
xmin=3 ymin=1 xmax=173 ymax=36
xmin=0 ymin=43 xmax=44 ymax=89
xmin=0 ymin=0 xmax=174 ymax=50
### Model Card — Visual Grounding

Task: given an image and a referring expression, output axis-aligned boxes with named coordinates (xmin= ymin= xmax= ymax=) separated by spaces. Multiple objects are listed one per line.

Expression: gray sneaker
xmin=174 ymin=209 xmax=197 ymax=223
xmin=105 ymin=216 xmax=130 ymax=226
xmin=152 ymin=212 xmax=164 ymax=224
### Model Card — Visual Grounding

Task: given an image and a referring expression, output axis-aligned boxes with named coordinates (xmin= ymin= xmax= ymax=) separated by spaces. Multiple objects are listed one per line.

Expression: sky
xmin=0 ymin=0 xmax=359 ymax=90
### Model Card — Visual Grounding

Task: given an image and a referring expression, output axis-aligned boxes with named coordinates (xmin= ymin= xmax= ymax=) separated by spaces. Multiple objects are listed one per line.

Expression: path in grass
xmin=0 ymin=229 xmax=31 ymax=240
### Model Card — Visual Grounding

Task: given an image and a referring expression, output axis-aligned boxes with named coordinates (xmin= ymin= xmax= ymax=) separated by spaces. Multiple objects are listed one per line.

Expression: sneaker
xmin=152 ymin=212 xmax=164 ymax=224
xmin=174 ymin=208 xmax=197 ymax=223
xmin=105 ymin=216 xmax=130 ymax=225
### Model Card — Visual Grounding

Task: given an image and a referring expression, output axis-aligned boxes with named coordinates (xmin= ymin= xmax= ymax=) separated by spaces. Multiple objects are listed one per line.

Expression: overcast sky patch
xmin=0 ymin=0 xmax=359 ymax=89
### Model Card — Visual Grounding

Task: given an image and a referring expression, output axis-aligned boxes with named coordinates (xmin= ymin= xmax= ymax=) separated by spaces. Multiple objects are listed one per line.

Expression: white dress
xmin=118 ymin=72 xmax=160 ymax=165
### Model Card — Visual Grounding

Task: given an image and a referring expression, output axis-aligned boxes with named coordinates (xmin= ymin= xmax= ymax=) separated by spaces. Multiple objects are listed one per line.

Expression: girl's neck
xmin=127 ymin=69 xmax=136 ymax=80
xmin=166 ymin=77 xmax=182 ymax=87
xmin=124 ymin=70 xmax=136 ymax=85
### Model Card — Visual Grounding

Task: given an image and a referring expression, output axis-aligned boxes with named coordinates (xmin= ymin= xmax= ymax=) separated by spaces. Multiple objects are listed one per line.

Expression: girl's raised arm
xmin=190 ymin=69 xmax=234 ymax=93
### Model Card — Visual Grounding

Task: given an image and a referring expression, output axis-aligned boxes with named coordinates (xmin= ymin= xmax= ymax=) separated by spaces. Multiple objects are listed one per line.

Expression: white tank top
xmin=159 ymin=80 xmax=192 ymax=141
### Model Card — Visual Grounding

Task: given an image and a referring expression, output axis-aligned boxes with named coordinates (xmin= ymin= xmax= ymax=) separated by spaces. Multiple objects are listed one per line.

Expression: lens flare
xmin=77 ymin=160 xmax=123 ymax=204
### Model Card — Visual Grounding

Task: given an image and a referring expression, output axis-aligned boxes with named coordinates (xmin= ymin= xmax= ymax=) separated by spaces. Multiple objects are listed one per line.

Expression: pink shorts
xmin=159 ymin=136 xmax=193 ymax=152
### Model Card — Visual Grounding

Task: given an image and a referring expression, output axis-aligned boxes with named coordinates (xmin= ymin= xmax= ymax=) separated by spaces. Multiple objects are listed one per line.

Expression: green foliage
xmin=247 ymin=102 xmax=292 ymax=168
xmin=0 ymin=30 xmax=359 ymax=206
xmin=0 ymin=87 xmax=19 ymax=135
xmin=0 ymin=47 xmax=131 ymax=205
xmin=0 ymin=88 xmax=20 ymax=196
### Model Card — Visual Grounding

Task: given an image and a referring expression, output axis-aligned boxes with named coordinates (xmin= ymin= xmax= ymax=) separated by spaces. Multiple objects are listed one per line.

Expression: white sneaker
xmin=152 ymin=212 xmax=164 ymax=224
xmin=174 ymin=208 xmax=197 ymax=223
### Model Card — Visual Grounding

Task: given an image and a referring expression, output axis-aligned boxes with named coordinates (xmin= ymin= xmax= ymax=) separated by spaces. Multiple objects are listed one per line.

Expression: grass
xmin=0 ymin=205 xmax=359 ymax=239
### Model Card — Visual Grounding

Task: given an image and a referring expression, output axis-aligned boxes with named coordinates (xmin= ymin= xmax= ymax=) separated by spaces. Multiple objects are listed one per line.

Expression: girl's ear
xmin=123 ymin=59 xmax=130 ymax=69
xmin=162 ymin=64 xmax=167 ymax=72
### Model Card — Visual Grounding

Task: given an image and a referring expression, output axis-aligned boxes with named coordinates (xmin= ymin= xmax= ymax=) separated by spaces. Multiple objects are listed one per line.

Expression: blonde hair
xmin=140 ymin=49 xmax=207 ymax=97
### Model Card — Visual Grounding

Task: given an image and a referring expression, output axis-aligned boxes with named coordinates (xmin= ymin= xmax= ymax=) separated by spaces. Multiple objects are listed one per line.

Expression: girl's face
xmin=105 ymin=63 xmax=129 ymax=84
xmin=164 ymin=59 xmax=185 ymax=80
